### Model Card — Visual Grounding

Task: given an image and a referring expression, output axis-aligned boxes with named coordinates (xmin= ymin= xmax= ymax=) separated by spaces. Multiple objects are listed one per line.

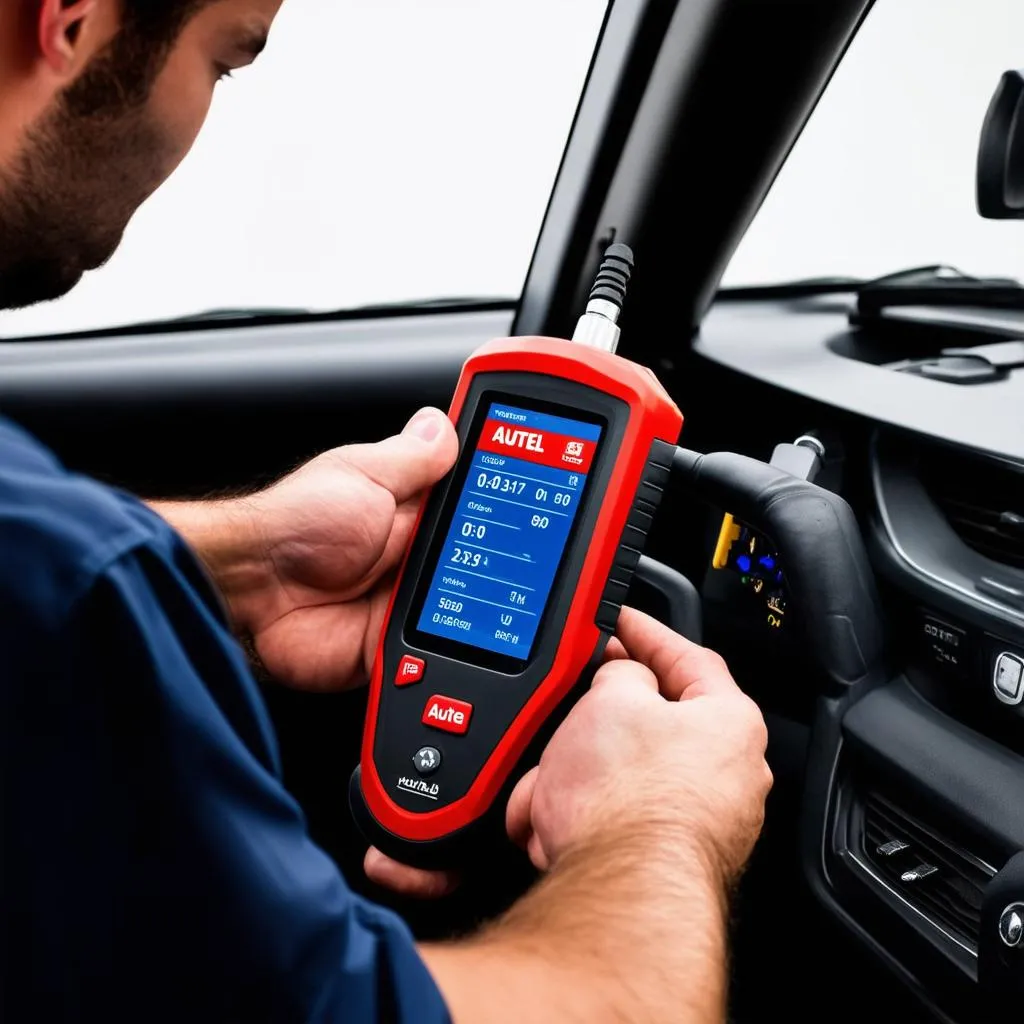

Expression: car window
xmin=0 ymin=1 xmax=607 ymax=338
xmin=724 ymin=0 xmax=1024 ymax=287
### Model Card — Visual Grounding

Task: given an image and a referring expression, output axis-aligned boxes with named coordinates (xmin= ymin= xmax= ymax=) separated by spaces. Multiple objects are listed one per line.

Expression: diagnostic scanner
xmin=350 ymin=245 xmax=684 ymax=867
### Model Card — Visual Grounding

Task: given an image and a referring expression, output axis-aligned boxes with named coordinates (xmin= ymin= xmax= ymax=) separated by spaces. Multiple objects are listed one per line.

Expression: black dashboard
xmin=678 ymin=294 xmax=1024 ymax=1022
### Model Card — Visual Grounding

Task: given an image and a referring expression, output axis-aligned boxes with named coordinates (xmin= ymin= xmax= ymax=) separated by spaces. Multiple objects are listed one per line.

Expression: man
xmin=0 ymin=0 xmax=773 ymax=1021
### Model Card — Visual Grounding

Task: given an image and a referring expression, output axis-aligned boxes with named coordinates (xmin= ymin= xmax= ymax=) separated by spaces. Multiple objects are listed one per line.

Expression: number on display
xmin=476 ymin=472 xmax=526 ymax=496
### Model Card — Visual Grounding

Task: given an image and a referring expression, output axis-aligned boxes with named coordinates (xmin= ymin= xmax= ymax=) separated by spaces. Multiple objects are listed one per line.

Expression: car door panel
xmin=0 ymin=309 xmax=511 ymax=496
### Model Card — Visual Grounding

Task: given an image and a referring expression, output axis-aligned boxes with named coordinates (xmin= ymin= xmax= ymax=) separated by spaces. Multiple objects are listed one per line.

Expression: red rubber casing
xmin=359 ymin=336 xmax=683 ymax=843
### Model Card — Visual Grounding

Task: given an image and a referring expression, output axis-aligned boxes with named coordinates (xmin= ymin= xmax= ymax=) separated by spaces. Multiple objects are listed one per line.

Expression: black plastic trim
xmin=696 ymin=300 xmax=1024 ymax=463
xmin=595 ymin=439 xmax=674 ymax=633
xmin=0 ymin=309 xmax=511 ymax=407
xmin=514 ymin=0 xmax=676 ymax=340
xmin=843 ymin=679 xmax=1024 ymax=854
xmin=869 ymin=431 xmax=1024 ymax=637
xmin=798 ymin=695 xmax=961 ymax=1024
xmin=518 ymin=0 xmax=874 ymax=348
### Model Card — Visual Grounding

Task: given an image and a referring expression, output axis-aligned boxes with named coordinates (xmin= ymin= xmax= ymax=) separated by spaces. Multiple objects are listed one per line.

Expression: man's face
xmin=0 ymin=0 xmax=281 ymax=310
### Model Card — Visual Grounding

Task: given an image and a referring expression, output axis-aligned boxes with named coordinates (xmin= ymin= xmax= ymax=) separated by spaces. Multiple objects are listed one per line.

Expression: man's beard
xmin=0 ymin=49 xmax=171 ymax=311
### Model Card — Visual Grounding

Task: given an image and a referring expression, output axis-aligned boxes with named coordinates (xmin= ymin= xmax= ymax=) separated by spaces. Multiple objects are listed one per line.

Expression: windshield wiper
xmin=716 ymin=275 xmax=866 ymax=299
xmin=15 ymin=296 xmax=516 ymax=342
xmin=155 ymin=296 xmax=516 ymax=325
xmin=854 ymin=265 xmax=1024 ymax=315
xmin=718 ymin=265 xmax=1024 ymax=309
xmin=839 ymin=266 xmax=1024 ymax=382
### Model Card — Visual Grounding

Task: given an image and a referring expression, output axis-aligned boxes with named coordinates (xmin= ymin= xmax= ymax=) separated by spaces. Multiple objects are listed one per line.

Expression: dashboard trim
xmin=870 ymin=434 xmax=1024 ymax=627
xmin=696 ymin=300 xmax=1024 ymax=463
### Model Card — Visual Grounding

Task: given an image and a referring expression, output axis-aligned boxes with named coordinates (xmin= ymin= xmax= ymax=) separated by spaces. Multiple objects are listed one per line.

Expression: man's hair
xmin=119 ymin=0 xmax=213 ymax=41
xmin=63 ymin=0 xmax=216 ymax=116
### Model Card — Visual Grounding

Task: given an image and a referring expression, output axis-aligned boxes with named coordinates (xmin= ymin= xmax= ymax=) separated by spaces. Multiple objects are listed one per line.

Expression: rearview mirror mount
xmin=977 ymin=69 xmax=1024 ymax=219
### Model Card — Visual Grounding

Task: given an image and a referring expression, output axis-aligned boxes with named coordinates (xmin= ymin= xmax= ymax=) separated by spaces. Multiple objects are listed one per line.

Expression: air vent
xmin=861 ymin=792 xmax=995 ymax=952
xmin=920 ymin=447 xmax=1024 ymax=570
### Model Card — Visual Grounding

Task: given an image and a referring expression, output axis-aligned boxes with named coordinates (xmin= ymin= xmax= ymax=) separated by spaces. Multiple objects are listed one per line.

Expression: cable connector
xmin=769 ymin=435 xmax=826 ymax=484
xmin=571 ymin=243 xmax=635 ymax=353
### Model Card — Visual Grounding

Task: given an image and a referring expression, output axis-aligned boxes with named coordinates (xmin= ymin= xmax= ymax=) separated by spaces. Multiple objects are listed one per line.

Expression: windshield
xmin=723 ymin=0 xmax=1024 ymax=288
xmin=0 ymin=1 xmax=606 ymax=339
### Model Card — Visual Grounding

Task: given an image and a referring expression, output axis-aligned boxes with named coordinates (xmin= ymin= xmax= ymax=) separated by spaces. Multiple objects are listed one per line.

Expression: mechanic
xmin=0 ymin=1 xmax=773 ymax=1021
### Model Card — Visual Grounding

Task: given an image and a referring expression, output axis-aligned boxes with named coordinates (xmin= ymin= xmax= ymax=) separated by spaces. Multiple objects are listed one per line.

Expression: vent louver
xmin=920 ymin=448 xmax=1024 ymax=570
xmin=862 ymin=792 xmax=994 ymax=952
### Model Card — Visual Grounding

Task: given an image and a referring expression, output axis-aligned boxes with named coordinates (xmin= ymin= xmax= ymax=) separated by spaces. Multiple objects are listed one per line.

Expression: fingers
xmin=614 ymin=606 xmax=741 ymax=702
xmin=602 ymin=636 xmax=629 ymax=662
xmin=506 ymin=770 xmax=551 ymax=871
xmin=364 ymin=847 xmax=459 ymax=899
xmin=527 ymin=831 xmax=550 ymax=872
xmin=589 ymin=655 xmax=659 ymax=696
xmin=506 ymin=767 xmax=538 ymax=850
xmin=337 ymin=408 xmax=459 ymax=505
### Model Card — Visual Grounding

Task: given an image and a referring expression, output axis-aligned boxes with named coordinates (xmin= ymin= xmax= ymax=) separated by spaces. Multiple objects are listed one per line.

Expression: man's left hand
xmin=153 ymin=407 xmax=458 ymax=692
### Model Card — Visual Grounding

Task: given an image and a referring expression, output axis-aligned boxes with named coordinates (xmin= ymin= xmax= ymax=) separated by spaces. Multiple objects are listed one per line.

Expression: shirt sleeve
xmin=43 ymin=537 xmax=451 ymax=1024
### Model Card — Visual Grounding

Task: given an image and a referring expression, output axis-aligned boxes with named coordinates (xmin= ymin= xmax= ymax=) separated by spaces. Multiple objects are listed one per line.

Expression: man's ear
xmin=37 ymin=0 xmax=100 ymax=77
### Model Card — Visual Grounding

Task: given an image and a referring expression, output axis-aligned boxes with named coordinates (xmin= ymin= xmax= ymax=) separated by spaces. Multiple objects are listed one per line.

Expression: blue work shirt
xmin=0 ymin=417 xmax=450 ymax=1023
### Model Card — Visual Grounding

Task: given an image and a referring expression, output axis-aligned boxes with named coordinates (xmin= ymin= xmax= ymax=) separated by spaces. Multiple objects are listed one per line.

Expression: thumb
xmin=364 ymin=846 xmax=459 ymax=899
xmin=337 ymin=407 xmax=459 ymax=504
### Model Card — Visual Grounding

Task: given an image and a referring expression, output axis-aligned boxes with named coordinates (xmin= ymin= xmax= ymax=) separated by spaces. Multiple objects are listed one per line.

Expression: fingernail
xmin=404 ymin=407 xmax=445 ymax=442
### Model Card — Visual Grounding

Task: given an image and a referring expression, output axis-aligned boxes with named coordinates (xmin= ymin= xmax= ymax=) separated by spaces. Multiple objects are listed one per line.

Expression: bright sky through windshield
xmin=726 ymin=0 xmax=1024 ymax=287
xmin=11 ymin=0 xmax=1016 ymax=335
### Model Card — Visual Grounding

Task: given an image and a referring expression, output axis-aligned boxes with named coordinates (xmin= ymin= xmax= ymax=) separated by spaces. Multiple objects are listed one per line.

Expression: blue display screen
xmin=414 ymin=401 xmax=603 ymax=662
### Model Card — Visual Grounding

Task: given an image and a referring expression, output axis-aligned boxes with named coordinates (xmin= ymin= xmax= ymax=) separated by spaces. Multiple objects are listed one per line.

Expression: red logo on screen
xmin=563 ymin=440 xmax=585 ymax=465
xmin=478 ymin=419 xmax=595 ymax=473
xmin=488 ymin=425 xmax=546 ymax=453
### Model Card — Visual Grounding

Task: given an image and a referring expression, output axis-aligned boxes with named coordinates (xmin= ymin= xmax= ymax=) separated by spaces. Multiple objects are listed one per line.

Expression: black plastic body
xmin=634 ymin=555 xmax=702 ymax=645
xmin=348 ymin=653 xmax=604 ymax=870
xmin=673 ymin=448 xmax=887 ymax=692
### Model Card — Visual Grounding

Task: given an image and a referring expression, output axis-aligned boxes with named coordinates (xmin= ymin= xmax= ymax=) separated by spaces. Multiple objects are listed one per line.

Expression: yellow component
xmin=712 ymin=513 xmax=742 ymax=570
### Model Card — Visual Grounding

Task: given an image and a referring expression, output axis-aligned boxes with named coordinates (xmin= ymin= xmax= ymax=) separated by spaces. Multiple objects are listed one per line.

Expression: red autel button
xmin=422 ymin=694 xmax=473 ymax=735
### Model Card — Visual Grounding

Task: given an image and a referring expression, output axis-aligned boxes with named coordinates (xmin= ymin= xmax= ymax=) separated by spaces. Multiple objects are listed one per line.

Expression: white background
xmin=0 ymin=0 xmax=607 ymax=337
xmin=725 ymin=0 xmax=1024 ymax=286
xmin=5 ymin=0 xmax=1024 ymax=338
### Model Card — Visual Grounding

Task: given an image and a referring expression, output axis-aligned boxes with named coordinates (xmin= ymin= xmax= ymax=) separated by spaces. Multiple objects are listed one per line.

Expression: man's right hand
xmin=507 ymin=606 xmax=772 ymax=887
xmin=421 ymin=609 xmax=772 ymax=1024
